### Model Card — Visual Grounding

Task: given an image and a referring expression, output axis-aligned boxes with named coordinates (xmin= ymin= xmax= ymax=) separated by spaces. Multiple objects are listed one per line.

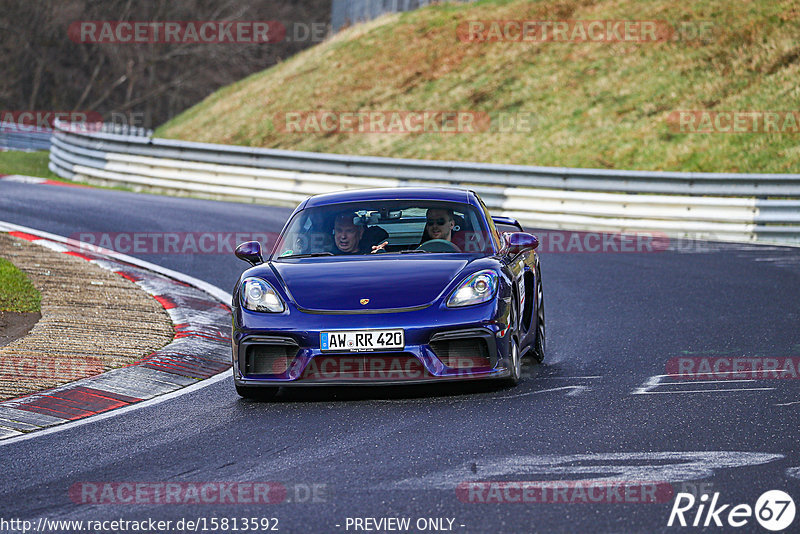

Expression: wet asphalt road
xmin=1 ymin=181 xmax=799 ymax=533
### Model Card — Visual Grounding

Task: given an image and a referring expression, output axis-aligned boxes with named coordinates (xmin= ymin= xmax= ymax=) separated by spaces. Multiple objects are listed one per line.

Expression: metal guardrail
xmin=0 ymin=123 xmax=53 ymax=151
xmin=332 ymin=0 xmax=475 ymax=31
xmin=0 ymin=122 xmax=151 ymax=152
xmin=48 ymin=120 xmax=800 ymax=244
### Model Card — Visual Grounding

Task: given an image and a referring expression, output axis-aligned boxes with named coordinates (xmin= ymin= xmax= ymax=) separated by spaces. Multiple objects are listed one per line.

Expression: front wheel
xmin=235 ymin=384 xmax=279 ymax=400
xmin=503 ymin=335 xmax=521 ymax=386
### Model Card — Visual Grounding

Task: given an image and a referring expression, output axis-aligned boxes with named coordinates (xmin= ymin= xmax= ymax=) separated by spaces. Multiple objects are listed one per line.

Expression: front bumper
xmin=232 ymin=300 xmax=513 ymax=387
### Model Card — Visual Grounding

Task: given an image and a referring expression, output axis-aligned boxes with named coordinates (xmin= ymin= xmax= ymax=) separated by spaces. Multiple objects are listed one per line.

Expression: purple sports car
xmin=231 ymin=187 xmax=545 ymax=398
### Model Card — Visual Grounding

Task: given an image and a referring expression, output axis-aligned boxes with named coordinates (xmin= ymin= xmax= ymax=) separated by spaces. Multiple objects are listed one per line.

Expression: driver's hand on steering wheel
xmin=371 ymin=240 xmax=389 ymax=254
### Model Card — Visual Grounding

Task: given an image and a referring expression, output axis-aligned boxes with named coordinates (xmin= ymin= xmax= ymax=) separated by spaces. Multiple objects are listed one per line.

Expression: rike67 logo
xmin=668 ymin=490 xmax=796 ymax=531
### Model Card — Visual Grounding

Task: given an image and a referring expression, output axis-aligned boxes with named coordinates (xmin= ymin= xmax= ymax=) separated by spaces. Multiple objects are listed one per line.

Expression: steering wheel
xmin=417 ymin=239 xmax=461 ymax=253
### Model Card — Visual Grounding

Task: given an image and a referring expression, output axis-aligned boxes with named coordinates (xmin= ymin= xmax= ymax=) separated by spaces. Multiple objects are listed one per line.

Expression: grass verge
xmin=157 ymin=0 xmax=800 ymax=173
xmin=0 ymin=256 xmax=41 ymax=313
xmin=0 ymin=151 xmax=59 ymax=180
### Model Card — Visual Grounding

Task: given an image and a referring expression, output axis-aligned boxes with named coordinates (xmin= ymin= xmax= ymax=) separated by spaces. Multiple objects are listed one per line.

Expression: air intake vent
xmin=245 ymin=344 xmax=296 ymax=376
xmin=431 ymin=338 xmax=491 ymax=369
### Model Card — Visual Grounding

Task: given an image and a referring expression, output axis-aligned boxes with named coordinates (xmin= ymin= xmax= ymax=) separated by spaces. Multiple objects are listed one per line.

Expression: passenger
xmin=332 ymin=212 xmax=388 ymax=254
xmin=332 ymin=212 xmax=364 ymax=254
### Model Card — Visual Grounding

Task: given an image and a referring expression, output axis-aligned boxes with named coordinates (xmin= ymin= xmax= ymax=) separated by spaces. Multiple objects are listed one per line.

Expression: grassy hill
xmin=157 ymin=0 xmax=800 ymax=173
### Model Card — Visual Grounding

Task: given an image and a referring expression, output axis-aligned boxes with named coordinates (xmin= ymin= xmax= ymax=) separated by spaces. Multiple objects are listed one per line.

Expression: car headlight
xmin=241 ymin=277 xmax=285 ymax=313
xmin=446 ymin=270 xmax=498 ymax=308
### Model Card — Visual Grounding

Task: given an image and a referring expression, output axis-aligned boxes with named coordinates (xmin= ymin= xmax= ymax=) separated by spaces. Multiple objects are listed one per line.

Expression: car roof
xmin=302 ymin=187 xmax=474 ymax=208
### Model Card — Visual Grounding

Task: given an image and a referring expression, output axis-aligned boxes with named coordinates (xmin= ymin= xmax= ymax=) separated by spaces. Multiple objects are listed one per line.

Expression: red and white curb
xmin=0 ymin=174 xmax=89 ymax=187
xmin=0 ymin=221 xmax=232 ymax=441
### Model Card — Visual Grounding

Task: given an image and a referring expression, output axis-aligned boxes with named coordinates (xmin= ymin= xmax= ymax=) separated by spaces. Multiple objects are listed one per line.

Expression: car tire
xmin=532 ymin=267 xmax=546 ymax=363
xmin=235 ymin=384 xmax=280 ymax=400
xmin=503 ymin=335 xmax=521 ymax=386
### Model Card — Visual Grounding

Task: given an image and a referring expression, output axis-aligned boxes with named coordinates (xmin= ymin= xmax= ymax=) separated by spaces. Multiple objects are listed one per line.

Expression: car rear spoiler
xmin=491 ymin=216 xmax=523 ymax=232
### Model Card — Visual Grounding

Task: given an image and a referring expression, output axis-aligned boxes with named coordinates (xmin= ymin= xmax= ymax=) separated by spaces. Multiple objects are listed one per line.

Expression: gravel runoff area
xmin=0 ymin=232 xmax=174 ymax=401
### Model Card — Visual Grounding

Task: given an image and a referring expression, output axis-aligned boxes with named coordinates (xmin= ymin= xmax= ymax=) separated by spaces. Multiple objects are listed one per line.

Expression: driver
xmin=417 ymin=208 xmax=464 ymax=252
xmin=423 ymin=208 xmax=455 ymax=242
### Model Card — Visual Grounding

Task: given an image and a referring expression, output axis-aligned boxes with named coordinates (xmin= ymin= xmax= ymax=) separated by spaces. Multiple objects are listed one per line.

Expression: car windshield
xmin=272 ymin=200 xmax=493 ymax=259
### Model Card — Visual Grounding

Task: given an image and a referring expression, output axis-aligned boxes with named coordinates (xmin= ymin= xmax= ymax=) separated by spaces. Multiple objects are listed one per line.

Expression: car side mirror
xmin=235 ymin=241 xmax=264 ymax=266
xmin=504 ymin=232 xmax=539 ymax=255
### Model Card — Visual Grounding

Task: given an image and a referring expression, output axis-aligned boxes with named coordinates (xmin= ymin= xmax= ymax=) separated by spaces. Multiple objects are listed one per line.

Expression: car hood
xmin=272 ymin=256 xmax=472 ymax=312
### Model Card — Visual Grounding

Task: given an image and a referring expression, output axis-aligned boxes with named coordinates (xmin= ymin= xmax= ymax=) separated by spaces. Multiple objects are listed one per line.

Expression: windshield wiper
xmin=399 ymin=249 xmax=429 ymax=253
xmin=278 ymin=252 xmax=335 ymax=259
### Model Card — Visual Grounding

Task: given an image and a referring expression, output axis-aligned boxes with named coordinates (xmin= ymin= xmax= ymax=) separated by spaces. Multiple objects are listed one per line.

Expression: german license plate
xmin=320 ymin=329 xmax=404 ymax=352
